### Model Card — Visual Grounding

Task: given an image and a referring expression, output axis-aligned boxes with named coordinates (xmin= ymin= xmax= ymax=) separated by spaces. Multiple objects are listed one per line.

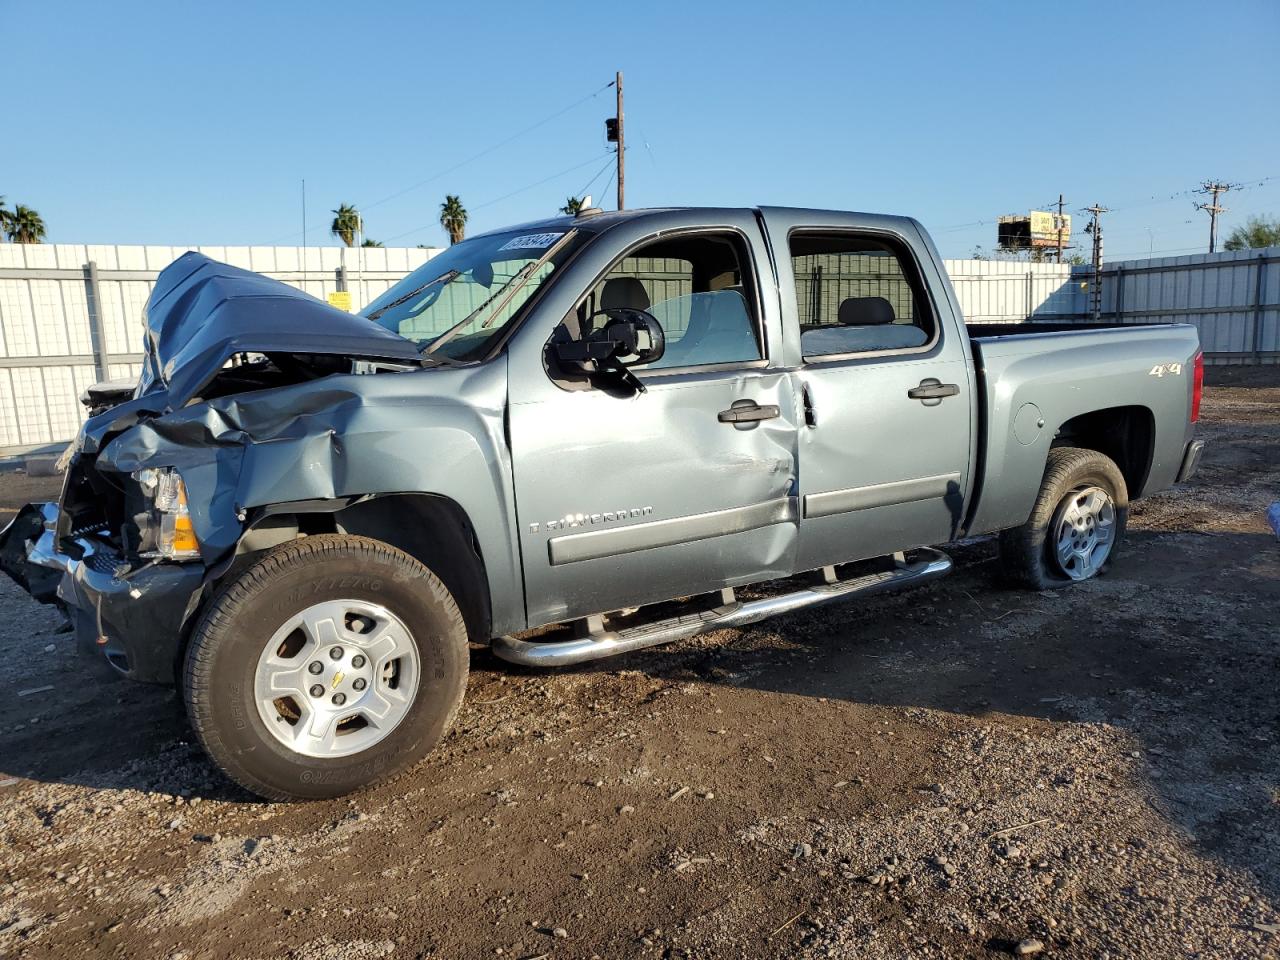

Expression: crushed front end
xmin=0 ymin=251 xmax=429 ymax=685
xmin=0 ymin=449 xmax=208 ymax=683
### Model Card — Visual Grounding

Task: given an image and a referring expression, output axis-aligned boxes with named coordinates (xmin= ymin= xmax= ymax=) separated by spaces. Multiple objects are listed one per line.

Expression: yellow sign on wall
xmin=327 ymin=290 xmax=352 ymax=312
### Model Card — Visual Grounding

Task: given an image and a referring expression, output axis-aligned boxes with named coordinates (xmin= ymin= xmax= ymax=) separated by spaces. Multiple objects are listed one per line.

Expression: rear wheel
xmin=183 ymin=535 xmax=468 ymax=800
xmin=999 ymin=447 xmax=1128 ymax=590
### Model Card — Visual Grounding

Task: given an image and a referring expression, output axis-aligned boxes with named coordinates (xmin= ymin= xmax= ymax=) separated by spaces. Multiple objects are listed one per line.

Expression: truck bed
xmin=964 ymin=321 xmax=1201 ymax=537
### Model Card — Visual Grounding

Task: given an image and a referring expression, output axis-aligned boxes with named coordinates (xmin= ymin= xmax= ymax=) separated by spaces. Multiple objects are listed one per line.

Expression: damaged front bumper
xmin=0 ymin=502 xmax=205 ymax=684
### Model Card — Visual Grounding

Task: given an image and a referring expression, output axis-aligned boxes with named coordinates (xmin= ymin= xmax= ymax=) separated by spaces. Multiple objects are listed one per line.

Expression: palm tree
xmin=0 ymin=196 xmax=11 ymax=238
xmin=6 ymin=205 xmax=46 ymax=244
xmin=440 ymin=195 xmax=467 ymax=245
xmin=560 ymin=196 xmax=585 ymax=216
xmin=330 ymin=203 xmax=361 ymax=247
xmin=361 ymin=238 xmax=384 ymax=247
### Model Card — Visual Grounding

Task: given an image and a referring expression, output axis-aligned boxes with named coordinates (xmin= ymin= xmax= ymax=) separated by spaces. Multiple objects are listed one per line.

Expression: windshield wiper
xmin=365 ymin=268 xmax=461 ymax=322
xmin=423 ymin=260 xmax=541 ymax=356
xmin=421 ymin=229 xmax=577 ymax=359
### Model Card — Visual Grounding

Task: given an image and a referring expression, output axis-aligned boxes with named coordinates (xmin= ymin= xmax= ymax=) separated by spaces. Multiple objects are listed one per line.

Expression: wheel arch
xmin=179 ymin=493 xmax=494 ymax=684
xmin=333 ymin=494 xmax=492 ymax=646
xmin=1051 ymin=404 xmax=1155 ymax=499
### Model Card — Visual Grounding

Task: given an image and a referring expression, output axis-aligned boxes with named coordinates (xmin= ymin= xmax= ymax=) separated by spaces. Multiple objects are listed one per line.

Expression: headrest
xmin=600 ymin=277 xmax=651 ymax=312
xmin=838 ymin=296 xmax=895 ymax=326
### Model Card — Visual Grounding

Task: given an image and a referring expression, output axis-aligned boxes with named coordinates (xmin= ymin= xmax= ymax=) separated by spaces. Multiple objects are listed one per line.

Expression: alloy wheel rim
xmin=1050 ymin=485 xmax=1116 ymax=581
xmin=253 ymin=599 xmax=420 ymax=758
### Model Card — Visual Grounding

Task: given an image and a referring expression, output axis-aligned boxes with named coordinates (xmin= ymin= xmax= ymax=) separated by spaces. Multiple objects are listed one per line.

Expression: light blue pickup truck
xmin=0 ymin=207 xmax=1204 ymax=799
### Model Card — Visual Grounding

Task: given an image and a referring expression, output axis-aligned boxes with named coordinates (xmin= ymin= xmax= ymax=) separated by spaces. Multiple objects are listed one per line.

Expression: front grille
xmin=69 ymin=520 xmax=109 ymax=539
xmin=84 ymin=550 xmax=121 ymax=575
xmin=58 ymin=452 xmax=124 ymax=556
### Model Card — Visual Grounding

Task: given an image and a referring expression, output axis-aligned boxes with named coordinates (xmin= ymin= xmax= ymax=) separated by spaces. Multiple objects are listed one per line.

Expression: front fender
xmin=96 ymin=362 xmax=525 ymax=634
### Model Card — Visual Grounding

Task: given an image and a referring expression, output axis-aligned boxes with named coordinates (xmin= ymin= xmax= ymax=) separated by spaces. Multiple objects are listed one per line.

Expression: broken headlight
xmin=133 ymin=467 xmax=200 ymax=559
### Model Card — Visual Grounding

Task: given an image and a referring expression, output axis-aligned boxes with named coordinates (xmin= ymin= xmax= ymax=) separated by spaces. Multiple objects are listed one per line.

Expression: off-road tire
xmin=183 ymin=535 xmax=468 ymax=801
xmin=999 ymin=447 xmax=1129 ymax=590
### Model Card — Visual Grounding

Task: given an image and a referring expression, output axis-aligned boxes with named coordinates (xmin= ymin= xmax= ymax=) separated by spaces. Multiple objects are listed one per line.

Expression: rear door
xmin=505 ymin=212 xmax=800 ymax=627
xmin=760 ymin=209 xmax=976 ymax=571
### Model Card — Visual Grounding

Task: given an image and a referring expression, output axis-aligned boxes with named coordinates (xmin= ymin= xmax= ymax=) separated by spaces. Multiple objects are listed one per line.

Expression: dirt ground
xmin=0 ymin=368 xmax=1277 ymax=960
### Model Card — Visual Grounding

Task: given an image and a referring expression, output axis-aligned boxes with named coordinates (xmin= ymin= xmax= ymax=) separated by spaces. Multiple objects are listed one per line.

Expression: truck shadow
xmin=552 ymin=526 xmax=1280 ymax=906
xmin=0 ymin=645 xmax=248 ymax=800
xmin=0 ymin=576 xmax=249 ymax=801
xmin=1 ymin=526 xmax=1275 ymax=866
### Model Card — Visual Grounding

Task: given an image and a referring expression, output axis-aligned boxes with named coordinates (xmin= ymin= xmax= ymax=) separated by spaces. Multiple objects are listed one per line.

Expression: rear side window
xmin=578 ymin=233 xmax=762 ymax=370
xmin=790 ymin=233 xmax=934 ymax=358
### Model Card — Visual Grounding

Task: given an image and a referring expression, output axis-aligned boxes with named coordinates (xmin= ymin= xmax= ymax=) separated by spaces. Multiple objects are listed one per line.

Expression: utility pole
xmin=1055 ymin=193 xmax=1066 ymax=264
xmin=615 ymin=71 xmax=625 ymax=210
xmin=1083 ymin=204 xmax=1108 ymax=320
xmin=355 ymin=213 xmax=364 ymax=311
xmin=1194 ymin=180 xmax=1234 ymax=253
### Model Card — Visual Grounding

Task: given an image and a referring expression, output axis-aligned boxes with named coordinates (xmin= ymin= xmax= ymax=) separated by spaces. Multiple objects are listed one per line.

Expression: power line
xmin=939 ymin=199 xmax=1066 ymax=233
xmin=1102 ymin=243 xmax=1217 ymax=260
xmin=572 ymin=156 xmax=616 ymax=207
xmin=379 ymin=152 xmax=612 ymax=244
xmin=266 ymin=80 xmax=615 ymax=245
xmin=360 ymin=81 xmax=616 ymax=215
xmin=471 ymin=154 xmax=612 ymax=212
xmin=938 ymin=175 xmax=1277 ymax=235
xmin=599 ymin=161 xmax=618 ymax=213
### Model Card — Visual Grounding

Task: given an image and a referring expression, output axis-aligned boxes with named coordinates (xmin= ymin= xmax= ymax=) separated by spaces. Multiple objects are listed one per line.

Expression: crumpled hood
xmin=138 ymin=252 xmax=423 ymax=406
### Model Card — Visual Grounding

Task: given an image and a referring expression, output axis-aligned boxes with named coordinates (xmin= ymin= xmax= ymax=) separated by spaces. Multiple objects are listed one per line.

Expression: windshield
xmin=361 ymin=228 xmax=580 ymax=361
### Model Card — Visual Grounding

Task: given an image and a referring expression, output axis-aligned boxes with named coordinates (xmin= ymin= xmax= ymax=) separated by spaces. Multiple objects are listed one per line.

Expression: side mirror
xmin=589 ymin=307 xmax=666 ymax=367
xmin=552 ymin=307 xmax=665 ymax=392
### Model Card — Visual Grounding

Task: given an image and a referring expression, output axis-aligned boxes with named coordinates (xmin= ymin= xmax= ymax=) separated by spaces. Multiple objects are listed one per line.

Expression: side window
xmin=580 ymin=233 xmax=762 ymax=370
xmin=790 ymin=233 xmax=934 ymax=359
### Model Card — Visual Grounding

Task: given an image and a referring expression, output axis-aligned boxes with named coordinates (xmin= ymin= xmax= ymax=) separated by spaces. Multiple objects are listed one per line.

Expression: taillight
xmin=1190 ymin=351 xmax=1203 ymax=423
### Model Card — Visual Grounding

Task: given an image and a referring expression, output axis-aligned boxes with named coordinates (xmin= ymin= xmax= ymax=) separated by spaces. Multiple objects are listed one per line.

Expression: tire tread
xmin=998 ymin=447 xmax=1129 ymax=591
xmin=183 ymin=534 xmax=467 ymax=801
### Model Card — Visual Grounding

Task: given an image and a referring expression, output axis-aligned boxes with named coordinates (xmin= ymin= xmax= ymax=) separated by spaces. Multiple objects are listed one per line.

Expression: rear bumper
xmin=0 ymin=502 xmax=205 ymax=684
xmin=1176 ymin=439 xmax=1205 ymax=483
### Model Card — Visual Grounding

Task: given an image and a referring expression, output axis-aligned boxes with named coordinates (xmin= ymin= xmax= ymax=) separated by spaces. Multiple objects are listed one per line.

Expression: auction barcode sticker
xmin=498 ymin=232 xmax=563 ymax=251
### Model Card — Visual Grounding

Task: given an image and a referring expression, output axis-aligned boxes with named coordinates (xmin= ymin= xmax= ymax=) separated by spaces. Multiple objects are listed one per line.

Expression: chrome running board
xmin=491 ymin=548 xmax=952 ymax=668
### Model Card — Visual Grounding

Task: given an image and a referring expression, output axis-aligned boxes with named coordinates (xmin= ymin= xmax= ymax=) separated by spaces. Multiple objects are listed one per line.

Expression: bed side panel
xmin=967 ymin=325 xmax=1200 ymax=535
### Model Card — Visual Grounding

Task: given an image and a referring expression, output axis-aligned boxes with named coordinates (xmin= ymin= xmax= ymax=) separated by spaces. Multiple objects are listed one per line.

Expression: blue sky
xmin=4 ymin=0 xmax=1277 ymax=259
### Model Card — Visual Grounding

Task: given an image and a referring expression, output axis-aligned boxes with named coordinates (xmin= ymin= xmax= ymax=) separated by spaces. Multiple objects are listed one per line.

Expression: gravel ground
xmin=0 ymin=368 xmax=1277 ymax=960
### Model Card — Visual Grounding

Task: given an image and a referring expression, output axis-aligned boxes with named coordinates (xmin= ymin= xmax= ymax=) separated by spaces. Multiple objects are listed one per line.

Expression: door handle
xmin=907 ymin=380 xmax=960 ymax=402
xmin=718 ymin=401 xmax=781 ymax=424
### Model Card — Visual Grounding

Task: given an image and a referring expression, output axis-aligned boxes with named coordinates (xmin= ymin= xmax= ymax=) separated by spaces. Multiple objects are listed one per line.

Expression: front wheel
xmin=183 ymin=535 xmax=469 ymax=801
xmin=999 ymin=447 xmax=1129 ymax=590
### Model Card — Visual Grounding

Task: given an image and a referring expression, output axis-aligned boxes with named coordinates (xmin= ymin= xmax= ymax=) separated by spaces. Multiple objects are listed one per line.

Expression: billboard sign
xmin=998 ymin=211 xmax=1071 ymax=250
xmin=1029 ymin=210 xmax=1071 ymax=247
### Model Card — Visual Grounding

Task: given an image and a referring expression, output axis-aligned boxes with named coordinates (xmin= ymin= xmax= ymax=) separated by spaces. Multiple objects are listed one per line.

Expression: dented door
xmin=759 ymin=208 xmax=977 ymax=570
xmin=509 ymin=367 xmax=799 ymax=625
xmin=503 ymin=208 xmax=799 ymax=628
